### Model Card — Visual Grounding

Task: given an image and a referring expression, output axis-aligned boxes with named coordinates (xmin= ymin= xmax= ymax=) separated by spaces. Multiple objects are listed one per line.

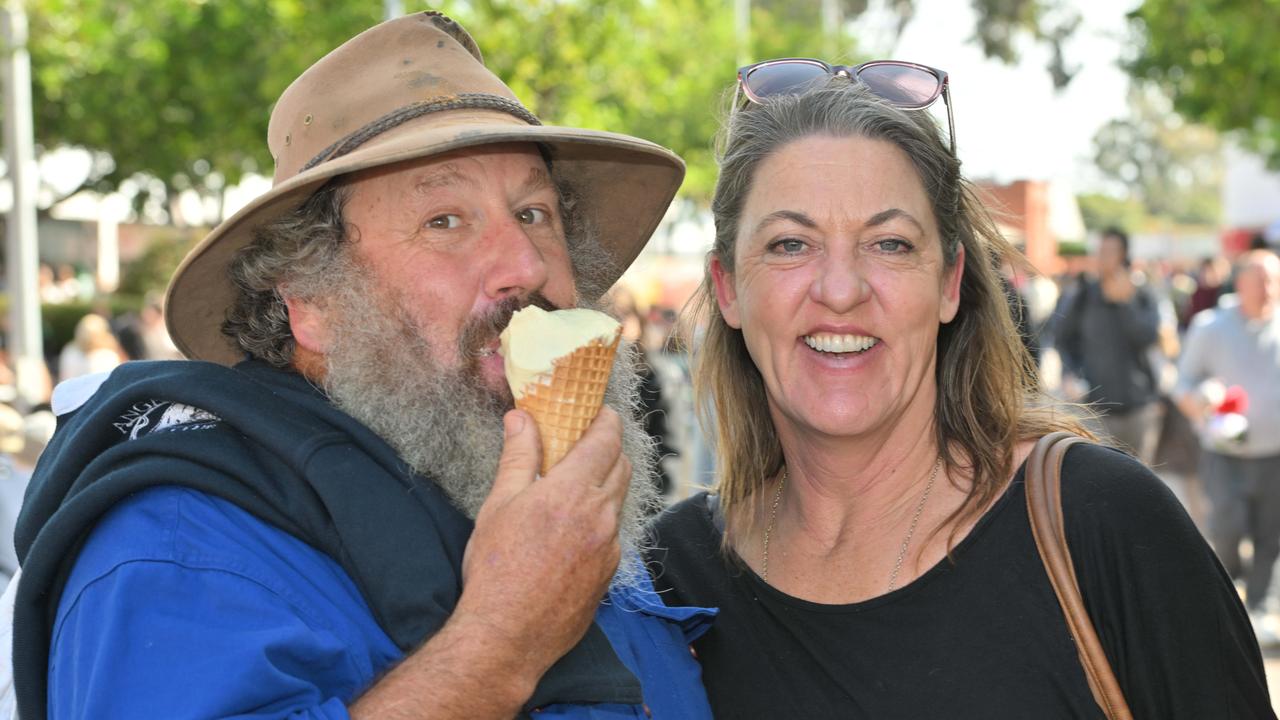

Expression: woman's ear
xmin=711 ymin=256 xmax=742 ymax=329
xmin=940 ymin=243 xmax=964 ymax=324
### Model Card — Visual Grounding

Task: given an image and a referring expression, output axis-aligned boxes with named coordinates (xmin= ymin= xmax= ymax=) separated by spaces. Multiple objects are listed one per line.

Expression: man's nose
xmin=809 ymin=250 xmax=869 ymax=312
xmin=483 ymin=215 xmax=550 ymax=300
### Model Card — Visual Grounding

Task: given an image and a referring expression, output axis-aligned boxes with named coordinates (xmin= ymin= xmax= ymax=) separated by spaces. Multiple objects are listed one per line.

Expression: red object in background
xmin=1221 ymin=227 xmax=1260 ymax=256
xmin=1217 ymin=385 xmax=1249 ymax=415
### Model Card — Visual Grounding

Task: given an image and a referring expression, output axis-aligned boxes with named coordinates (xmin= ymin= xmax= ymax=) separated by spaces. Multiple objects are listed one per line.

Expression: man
xmin=11 ymin=13 xmax=712 ymax=719
xmin=1056 ymin=227 xmax=1163 ymax=461
xmin=1177 ymin=250 xmax=1280 ymax=630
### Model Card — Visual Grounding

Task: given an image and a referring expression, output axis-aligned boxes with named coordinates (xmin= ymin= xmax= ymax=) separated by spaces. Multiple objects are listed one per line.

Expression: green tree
xmin=1075 ymin=192 xmax=1147 ymax=234
xmin=1092 ymin=86 xmax=1222 ymax=225
xmin=1127 ymin=0 xmax=1280 ymax=167
xmin=29 ymin=0 xmax=383 ymax=214
xmin=21 ymin=0 xmax=1076 ymax=210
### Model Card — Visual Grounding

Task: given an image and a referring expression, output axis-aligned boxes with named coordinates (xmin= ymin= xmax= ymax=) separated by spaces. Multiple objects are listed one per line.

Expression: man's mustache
xmin=458 ymin=292 xmax=559 ymax=359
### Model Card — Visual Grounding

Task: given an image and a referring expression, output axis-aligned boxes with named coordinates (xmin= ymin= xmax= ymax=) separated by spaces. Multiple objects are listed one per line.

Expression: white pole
xmin=2 ymin=2 xmax=46 ymax=410
xmin=821 ymin=0 xmax=841 ymax=59
xmin=96 ymin=199 xmax=120 ymax=294
xmin=384 ymin=0 xmax=402 ymax=22
xmin=735 ymin=0 xmax=751 ymax=66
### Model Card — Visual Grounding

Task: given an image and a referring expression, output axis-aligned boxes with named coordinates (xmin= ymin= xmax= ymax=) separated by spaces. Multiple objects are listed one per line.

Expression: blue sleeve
xmin=49 ymin=559 xmax=357 ymax=720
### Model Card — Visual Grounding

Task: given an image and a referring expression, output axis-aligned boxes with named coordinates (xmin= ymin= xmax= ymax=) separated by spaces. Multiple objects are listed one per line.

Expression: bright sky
xmin=852 ymin=0 xmax=1140 ymax=192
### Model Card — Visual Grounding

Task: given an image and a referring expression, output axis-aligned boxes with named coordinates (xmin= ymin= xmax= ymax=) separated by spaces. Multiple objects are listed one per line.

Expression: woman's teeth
xmin=803 ymin=333 xmax=879 ymax=354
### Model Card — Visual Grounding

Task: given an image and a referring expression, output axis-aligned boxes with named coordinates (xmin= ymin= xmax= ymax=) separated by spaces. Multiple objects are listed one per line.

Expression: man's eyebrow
xmin=753 ymin=210 xmax=816 ymax=235
xmin=866 ymin=208 xmax=925 ymax=233
xmin=519 ymin=165 xmax=554 ymax=197
xmin=413 ymin=164 xmax=476 ymax=193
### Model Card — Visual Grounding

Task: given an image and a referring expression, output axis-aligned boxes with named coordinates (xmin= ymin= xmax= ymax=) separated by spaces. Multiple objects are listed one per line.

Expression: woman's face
xmin=712 ymin=135 xmax=963 ymax=442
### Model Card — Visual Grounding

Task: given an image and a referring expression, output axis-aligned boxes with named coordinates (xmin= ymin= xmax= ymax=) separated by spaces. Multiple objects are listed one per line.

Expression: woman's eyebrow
xmin=866 ymin=207 xmax=924 ymax=233
xmin=753 ymin=209 xmax=816 ymax=235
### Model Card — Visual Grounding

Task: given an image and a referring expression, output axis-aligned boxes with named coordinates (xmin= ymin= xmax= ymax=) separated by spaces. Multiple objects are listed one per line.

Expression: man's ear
xmin=711 ymin=255 xmax=741 ymax=329
xmin=284 ymin=295 xmax=332 ymax=354
xmin=940 ymin=243 xmax=965 ymax=324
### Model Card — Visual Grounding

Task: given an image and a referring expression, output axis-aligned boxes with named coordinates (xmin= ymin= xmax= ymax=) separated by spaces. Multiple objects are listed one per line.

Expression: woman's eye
xmin=427 ymin=214 xmax=462 ymax=230
xmin=515 ymin=207 xmax=549 ymax=225
xmin=876 ymin=238 xmax=910 ymax=253
xmin=772 ymin=238 xmax=806 ymax=254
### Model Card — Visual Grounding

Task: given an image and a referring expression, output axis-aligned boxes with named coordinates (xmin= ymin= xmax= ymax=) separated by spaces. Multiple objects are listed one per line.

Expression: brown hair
xmin=688 ymin=81 xmax=1090 ymax=549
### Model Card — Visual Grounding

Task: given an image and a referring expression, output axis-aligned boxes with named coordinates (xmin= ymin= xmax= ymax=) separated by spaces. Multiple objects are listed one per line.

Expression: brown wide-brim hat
xmin=165 ymin=12 xmax=684 ymax=365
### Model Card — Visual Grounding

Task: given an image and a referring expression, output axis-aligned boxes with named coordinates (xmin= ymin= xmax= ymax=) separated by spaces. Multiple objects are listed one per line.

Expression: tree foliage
xmin=28 ymin=0 xmax=383 ymax=204
xmin=1092 ymin=86 xmax=1222 ymax=225
xmin=21 ymin=0 xmax=1076 ymax=213
xmin=968 ymin=0 xmax=1080 ymax=88
xmin=1075 ymin=192 xmax=1147 ymax=235
xmin=1127 ymin=0 xmax=1280 ymax=167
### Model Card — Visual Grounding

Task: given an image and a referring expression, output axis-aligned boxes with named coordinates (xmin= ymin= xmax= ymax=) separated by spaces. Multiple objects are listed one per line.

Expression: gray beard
xmin=316 ymin=261 xmax=658 ymax=589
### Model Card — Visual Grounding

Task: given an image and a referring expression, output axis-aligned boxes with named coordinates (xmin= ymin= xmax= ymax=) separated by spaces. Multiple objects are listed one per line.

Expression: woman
xmin=648 ymin=62 xmax=1271 ymax=718
xmin=57 ymin=313 xmax=125 ymax=383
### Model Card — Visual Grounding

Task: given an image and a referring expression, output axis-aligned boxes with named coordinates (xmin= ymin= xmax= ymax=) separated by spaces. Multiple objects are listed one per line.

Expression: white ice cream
xmin=499 ymin=306 xmax=620 ymax=399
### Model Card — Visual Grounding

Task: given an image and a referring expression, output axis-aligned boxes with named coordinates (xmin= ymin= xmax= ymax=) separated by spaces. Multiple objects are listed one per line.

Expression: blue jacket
xmin=16 ymin=360 xmax=714 ymax=719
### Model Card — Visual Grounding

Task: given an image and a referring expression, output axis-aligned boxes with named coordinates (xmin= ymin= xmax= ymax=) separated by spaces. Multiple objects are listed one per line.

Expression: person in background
xmin=56 ymin=313 xmax=125 ymax=382
xmin=610 ymin=287 xmax=678 ymax=501
xmin=0 ymin=404 xmax=29 ymax=584
xmin=1177 ymin=249 xmax=1280 ymax=640
xmin=113 ymin=293 xmax=183 ymax=362
xmin=0 ymin=408 xmax=55 ymax=584
xmin=647 ymin=63 xmax=1270 ymax=718
xmin=1056 ymin=227 xmax=1163 ymax=462
xmin=1185 ymin=255 xmax=1232 ymax=327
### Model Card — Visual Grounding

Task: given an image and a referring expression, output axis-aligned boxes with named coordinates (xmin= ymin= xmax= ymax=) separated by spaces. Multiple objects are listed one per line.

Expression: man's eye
xmin=427 ymin=214 xmax=461 ymax=229
xmin=515 ymin=207 xmax=548 ymax=225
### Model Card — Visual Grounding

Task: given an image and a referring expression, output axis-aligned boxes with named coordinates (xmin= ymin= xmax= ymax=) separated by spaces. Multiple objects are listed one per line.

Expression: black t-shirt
xmin=647 ymin=443 xmax=1273 ymax=719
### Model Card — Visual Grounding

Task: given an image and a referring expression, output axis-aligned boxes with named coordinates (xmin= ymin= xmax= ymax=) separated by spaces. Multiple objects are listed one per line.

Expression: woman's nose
xmin=809 ymin=252 xmax=869 ymax=312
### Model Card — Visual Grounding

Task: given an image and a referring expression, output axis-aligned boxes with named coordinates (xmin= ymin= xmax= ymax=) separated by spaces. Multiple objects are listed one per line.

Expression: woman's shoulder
xmin=1056 ymin=440 xmax=1200 ymax=547
xmin=649 ymin=492 xmax=720 ymax=552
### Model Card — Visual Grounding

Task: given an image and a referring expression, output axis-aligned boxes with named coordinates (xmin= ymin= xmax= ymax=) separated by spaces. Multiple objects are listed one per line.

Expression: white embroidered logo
xmin=153 ymin=404 xmax=220 ymax=434
xmin=114 ymin=401 xmax=221 ymax=439
xmin=113 ymin=400 xmax=167 ymax=438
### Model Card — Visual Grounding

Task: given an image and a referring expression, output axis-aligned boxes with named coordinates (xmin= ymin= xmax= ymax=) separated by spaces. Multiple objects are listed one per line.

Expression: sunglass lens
xmin=856 ymin=64 xmax=941 ymax=108
xmin=744 ymin=62 xmax=831 ymax=100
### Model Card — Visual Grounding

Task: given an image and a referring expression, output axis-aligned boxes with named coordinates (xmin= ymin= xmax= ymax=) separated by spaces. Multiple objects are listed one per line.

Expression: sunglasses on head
xmin=736 ymin=58 xmax=955 ymax=154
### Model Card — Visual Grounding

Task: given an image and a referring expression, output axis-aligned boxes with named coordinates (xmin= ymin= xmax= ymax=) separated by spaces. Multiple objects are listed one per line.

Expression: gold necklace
xmin=762 ymin=469 xmax=786 ymax=581
xmin=761 ymin=457 xmax=943 ymax=589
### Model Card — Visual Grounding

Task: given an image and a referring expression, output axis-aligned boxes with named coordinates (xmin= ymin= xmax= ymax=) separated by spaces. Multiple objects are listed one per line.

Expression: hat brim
xmin=165 ymin=112 xmax=685 ymax=365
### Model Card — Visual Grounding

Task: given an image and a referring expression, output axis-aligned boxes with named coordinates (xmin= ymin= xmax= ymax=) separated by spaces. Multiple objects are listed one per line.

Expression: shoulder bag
xmin=1025 ymin=431 xmax=1134 ymax=720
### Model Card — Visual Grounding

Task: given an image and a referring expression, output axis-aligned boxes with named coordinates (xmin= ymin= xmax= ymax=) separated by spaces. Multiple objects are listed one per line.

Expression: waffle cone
xmin=514 ymin=332 xmax=621 ymax=475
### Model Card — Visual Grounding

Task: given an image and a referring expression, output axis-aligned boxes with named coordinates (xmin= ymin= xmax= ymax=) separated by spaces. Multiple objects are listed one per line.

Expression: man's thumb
xmin=490 ymin=410 xmax=541 ymax=502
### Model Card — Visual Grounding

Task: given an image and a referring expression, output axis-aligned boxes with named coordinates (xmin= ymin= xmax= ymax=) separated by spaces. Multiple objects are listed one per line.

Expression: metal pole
xmin=384 ymin=0 xmax=402 ymax=22
xmin=2 ymin=2 xmax=46 ymax=410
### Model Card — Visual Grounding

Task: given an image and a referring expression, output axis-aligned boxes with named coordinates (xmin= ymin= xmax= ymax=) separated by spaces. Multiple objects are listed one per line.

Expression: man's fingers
xmin=550 ymin=407 xmax=623 ymax=483
xmin=600 ymin=454 xmax=631 ymax=498
xmin=486 ymin=410 xmax=542 ymax=507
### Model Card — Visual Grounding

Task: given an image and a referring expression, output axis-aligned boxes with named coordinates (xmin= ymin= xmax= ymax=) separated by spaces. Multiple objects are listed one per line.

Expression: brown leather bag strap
xmin=1025 ymin=432 xmax=1134 ymax=720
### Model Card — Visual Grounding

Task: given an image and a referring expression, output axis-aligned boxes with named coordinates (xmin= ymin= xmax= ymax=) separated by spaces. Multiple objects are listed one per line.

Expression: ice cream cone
xmin=515 ymin=331 xmax=621 ymax=475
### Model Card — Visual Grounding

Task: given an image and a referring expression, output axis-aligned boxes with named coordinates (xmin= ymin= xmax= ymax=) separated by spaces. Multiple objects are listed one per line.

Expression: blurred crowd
xmin=0 ymin=289 xmax=183 ymax=584
xmin=1005 ymin=231 xmax=1280 ymax=643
